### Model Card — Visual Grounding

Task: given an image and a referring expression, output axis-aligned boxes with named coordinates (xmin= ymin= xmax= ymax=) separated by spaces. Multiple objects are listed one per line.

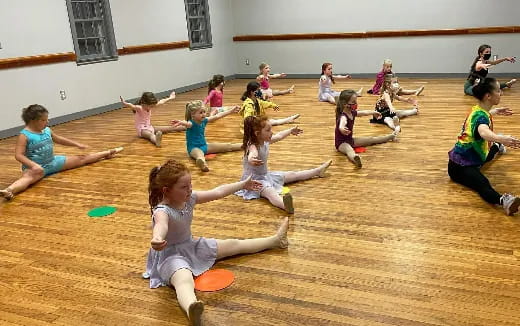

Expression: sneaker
xmin=501 ymin=193 xmax=520 ymax=216
xmin=495 ymin=142 xmax=506 ymax=154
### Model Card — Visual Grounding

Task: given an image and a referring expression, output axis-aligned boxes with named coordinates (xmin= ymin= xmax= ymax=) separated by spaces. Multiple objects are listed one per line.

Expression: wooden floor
xmin=1 ymin=78 xmax=520 ymax=326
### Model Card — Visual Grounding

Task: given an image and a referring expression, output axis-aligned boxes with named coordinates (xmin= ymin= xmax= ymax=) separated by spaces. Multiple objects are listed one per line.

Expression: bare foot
xmin=196 ymin=158 xmax=209 ymax=172
xmin=288 ymin=85 xmax=295 ymax=93
xmin=283 ymin=193 xmax=294 ymax=214
xmin=318 ymin=159 xmax=333 ymax=177
xmin=415 ymin=86 xmax=425 ymax=96
xmin=155 ymin=131 xmax=163 ymax=147
xmin=0 ymin=188 xmax=14 ymax=200
xmin=391 ymin=130 xmax=400 ymax=142
xmin=188 ymin=300 xmax=204 ymax=326
xmin=275 ymin=216 xmax=289 ymax=249
xmin=356 ymin=87 xmax=364 ymax=97
xmin=506 ymin=79 xmax=517 ymax=88
xmin=353 ymin=155 xmax=362 ymax=168
xmin=106 ymin=147 xmax=124 ymax=159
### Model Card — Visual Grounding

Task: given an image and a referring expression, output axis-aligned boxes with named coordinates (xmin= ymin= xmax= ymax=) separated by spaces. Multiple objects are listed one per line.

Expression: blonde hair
xmin=259 ymin=62 xmax=269 ymax=72
xmin=383 ymin=59 xmax=392 ymax=66
xmin=185 ymin=100 xmax=204 ymax=121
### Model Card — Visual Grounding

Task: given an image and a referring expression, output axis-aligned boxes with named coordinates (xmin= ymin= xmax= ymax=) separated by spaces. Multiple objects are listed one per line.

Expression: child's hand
xmin=280 ymin=73 xmax=287 ymax=78
xmin=77 ymin=143 xmax=89 ymax=150
xmin=171 ymin=119 xmax=183 ymax=127
xmin=248 ymin=156 xmax=264 ymax=166
xmin=169 ymin=91 xmax=176 ymax=99
xmin=341 ymin=127 xmax=351 ymax=136
xmin=273 ymin=105 xmax=280 ymax=111
xmin=30 ymin=164 xmax=44 ymax=175
xmin=345 ymin=74 xmax=352 ymax=79
xmin=290 ymin=126 xmax=303 ymax=136
xmin=501 ymin=135 xmax=520 ymax=148
xmin=232 ymin=105 xmax=240 ymax=113
xmin=493 ymin=107 xmax=514 ymax=116
xmin=373 ymin=112 xmax=382 ymax=119
xmin=151 ymin=237 xmax=167 ymax=251
xmin=243 ymin=175 xmax=262 ymax=191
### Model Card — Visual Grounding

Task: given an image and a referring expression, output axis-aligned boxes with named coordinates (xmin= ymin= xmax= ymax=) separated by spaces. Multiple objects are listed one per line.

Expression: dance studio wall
xmin=0 ymin=0 xmax=237 ymax=133
xmin=231 ymin=0 xmax=520 ymax=76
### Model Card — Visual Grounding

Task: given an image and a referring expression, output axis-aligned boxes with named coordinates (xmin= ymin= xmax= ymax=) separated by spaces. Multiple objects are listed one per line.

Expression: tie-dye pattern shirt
xmin=448 ymin=105 xmax=493 ymax=166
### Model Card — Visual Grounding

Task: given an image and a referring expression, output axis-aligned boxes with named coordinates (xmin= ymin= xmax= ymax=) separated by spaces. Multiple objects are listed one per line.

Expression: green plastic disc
xmin=88 ymin=206 xmax=117 ymax=218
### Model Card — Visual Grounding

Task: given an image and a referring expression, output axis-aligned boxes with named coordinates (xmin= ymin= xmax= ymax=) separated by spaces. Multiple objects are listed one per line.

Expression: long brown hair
xmin=241 ymin=81 xmax=261 ymax=115
xmin=208 ymin=74 xmax=224 ymax=93
xmin=335 ymin=90 xmax=357 ymax=120
xmin=380 ymin=73 xmax=396 ymax=100
xmin=242 ymin=115 xmax=269 ymax=153
xmin=321 ymin=62 xmax=334 ymax=84
xmin=136 ymin=92 xmax=158 ymax=105
xmin=148 ymin=160 xmax=190 ymax=215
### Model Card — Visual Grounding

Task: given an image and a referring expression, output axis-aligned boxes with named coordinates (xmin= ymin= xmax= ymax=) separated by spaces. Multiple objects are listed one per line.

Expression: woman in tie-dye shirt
xmin=448 ymin=77 xmax=520 ymax=216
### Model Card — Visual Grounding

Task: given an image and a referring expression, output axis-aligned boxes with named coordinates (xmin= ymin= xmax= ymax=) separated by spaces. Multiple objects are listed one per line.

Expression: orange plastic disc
xmin=204 ymin=153 xmax=217 ymax=159
xmin=354 ymin=147 xmax=366 ymax=153
xmin=194 ymin=269 xmax=235 ymax=292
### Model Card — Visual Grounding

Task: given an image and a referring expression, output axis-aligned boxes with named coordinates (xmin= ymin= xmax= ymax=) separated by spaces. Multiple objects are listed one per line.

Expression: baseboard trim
xmin=0 ymin=75 xmax=235 ymax=139
xmin=235 ymin=73 xmax=518 ymax=79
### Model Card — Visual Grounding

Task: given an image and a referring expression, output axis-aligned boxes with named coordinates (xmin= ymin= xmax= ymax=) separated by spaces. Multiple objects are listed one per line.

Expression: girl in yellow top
xmin=238 ymin=81 xmax=299 ymax=133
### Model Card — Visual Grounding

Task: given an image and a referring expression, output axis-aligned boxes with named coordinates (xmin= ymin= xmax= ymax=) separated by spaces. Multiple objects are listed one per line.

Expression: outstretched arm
xmin=357 ymin=110 xmax=382 ymax=119
xmin=270 ymin=125 xmax=303 ymax=144
xmin=195 ymin=176 xmax=262 ymax=204
xmin=157 ymin=91 xmax=176 ymax=105
xmin=395 ymin=94 xmax=418 ymax=106
xmin=333 ymin=74 xmax=352 ymax=79
xmin=488 ymin=56 xmax=516 ymax=66
xmin=150 ymin=211 xmax=169 ymax=251
xmin=52 ymin=132 xmax=88 ymax=149
xmin=207 ymin=105 xmax=239 ymax=122
xmin=478 ymin=124 xmax=520 ymax=148
xmin=490 ymin=107 xmax=514 ymax=116
xmin=269 ymin=73 xmax=287 ymax=78
xmin=382 ymin=92 xmax=398 ymax=113
xmin=120 ymin=96 xmax=141 ymax=111
xmin=170 ymin=119 xmax=193 ymax=129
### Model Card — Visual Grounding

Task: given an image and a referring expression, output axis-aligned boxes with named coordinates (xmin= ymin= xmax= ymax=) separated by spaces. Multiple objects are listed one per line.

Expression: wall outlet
xmin=59 ymin=90 xmax=67 ymax=100
xmin=493 ymin=54 xmax=498 ymax=61
xmin=0 ymin=42 xmax=2 ymax=49
xmin=245 ymin=58 xmax=250 ymax=66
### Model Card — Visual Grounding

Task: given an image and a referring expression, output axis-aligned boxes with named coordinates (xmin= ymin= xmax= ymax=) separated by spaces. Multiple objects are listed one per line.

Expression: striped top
xmin=448 ymin=105 xmax=493 ymax=166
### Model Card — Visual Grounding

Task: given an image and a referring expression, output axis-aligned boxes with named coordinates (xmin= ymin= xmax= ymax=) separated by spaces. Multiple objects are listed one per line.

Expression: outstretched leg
xmin=383 ymin=116 xmax=400 ymax=131
xmin=216 ymin=217 xmax=289 ymax=259
xmin=261 ymin=187 xmax=289 ymax=212
xmin=60 ymin=147 xmax=123 ymax=171
xmin=353 ymin=132 xmax=397 ymax=147
xmin=396 ymin=108 xmax=418 ymax=118
xmin=170 ymin=268 xmax=203 ymax=326
xmin=338 ymin=143 xmax=362 ymax=168
xmin=189 ymin=147 xmax=209 ymax=172
xmin=272 ymin=85 xmax=295 ymax=96
xmin=206 ymin=142 xmax=242 ymax=154
xmin=1 ymin=169 xmax=45 ymax=199
xmin=270 ymin=114 xmax=300 ymax=126
xmin=283 ymin=159 xmax=332 ymax=183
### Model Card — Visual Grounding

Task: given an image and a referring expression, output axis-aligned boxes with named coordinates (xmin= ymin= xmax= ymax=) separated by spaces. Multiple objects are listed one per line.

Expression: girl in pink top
xmin=120 ymin=91 xmax=185 ymax=147
xmin=204 ymin=75 xmax=238 ymax=116
xmin=256 ymin=63 xmax=294 ymax=100
xmin=368 ymin=59 xmax=425 ymax=96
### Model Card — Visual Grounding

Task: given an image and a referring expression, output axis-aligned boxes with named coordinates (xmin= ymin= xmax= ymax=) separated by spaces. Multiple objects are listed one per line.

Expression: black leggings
xmin=448 ymin=145 xmax=501 ymax=204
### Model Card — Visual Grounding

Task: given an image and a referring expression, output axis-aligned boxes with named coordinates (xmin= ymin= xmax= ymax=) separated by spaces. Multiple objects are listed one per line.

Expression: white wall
xmin=231 ymin=0 xmax=520 ymax=75
xmin=0 ymin=0 xmax=237 ymax=132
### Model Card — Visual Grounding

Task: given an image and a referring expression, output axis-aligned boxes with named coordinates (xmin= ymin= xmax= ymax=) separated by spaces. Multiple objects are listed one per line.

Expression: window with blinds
xmin=66 ymin=0 xmax=118 ymax=64
xmin=184 ymin=0 xmax=213 ymax=50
